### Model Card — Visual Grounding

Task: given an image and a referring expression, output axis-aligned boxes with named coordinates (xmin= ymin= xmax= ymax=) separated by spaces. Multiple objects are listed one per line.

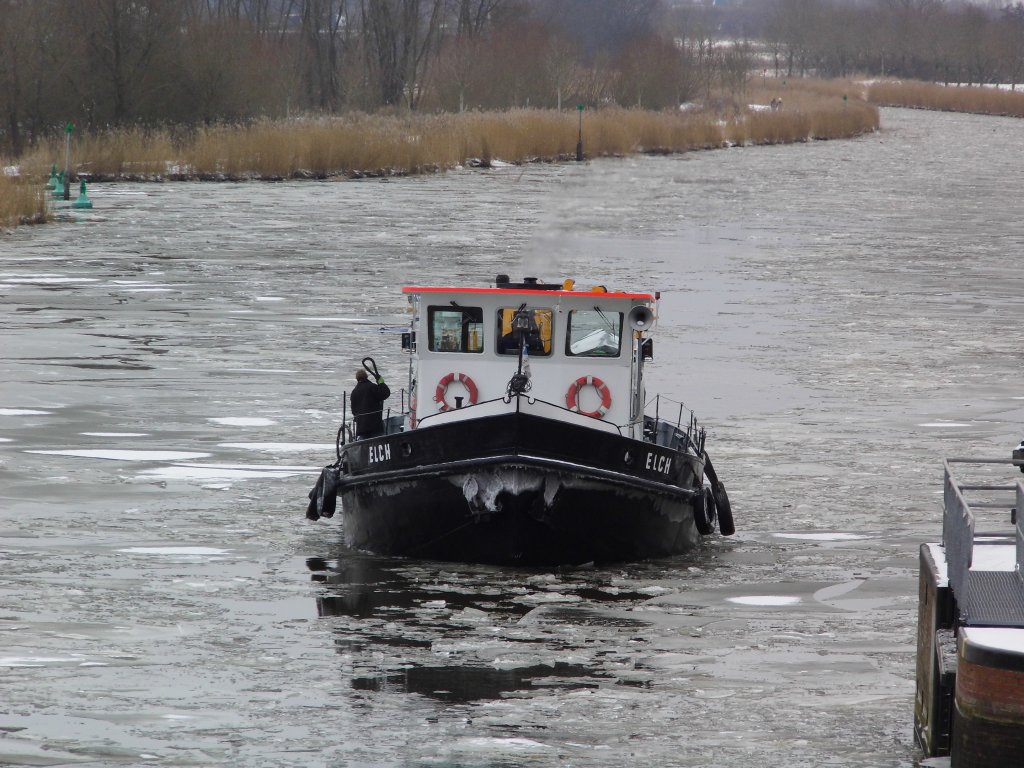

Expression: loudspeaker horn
xmin=627 ymin=305 xmax=655 ymax=331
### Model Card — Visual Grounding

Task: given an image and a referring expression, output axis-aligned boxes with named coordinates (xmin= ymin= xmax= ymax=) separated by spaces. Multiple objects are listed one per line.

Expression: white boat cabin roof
xmin=402 ymin=284 xmax=654 ymax=302
xmin=401 ymin=277 xmax=657 ymax=433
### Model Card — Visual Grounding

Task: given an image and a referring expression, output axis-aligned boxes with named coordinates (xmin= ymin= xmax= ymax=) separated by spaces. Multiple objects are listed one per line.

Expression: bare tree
xmin=813 ymin=3 xmax=869 ymax=78
xmin=175 ymin=12 xmax=290 ymax=123
xmin=718 ymin=39 xmax=753 ymax=99
xmin=435 ymin=32 xmax=486 ymax=111
xmin=544 ymin=33 xmax=578 ymax=110
xmin=461 ymin=20 xmax=546 ymax=108
xmin=879 ymin=0 xmax=945 ymax=79
xmin=532 ymin=0 xmax=662 ymax=60
xmin=300 ymin=0 xmax=349 ymax=111
xmin=61 ymin=0 xmax=185 ymax=124
xmin=996 ymin=3 xmax=1024 ymax=89
xmin=359 ymin=0 xmax=444 ymax=108
xmin=765 ymin=0 xmax=821 ymax=78
xmin=615 ymin=35 xmax=685 ymax=109
xmin=0 ymin=0 xmax=31 ymax=154
xmin=953 ymin=5 xmax=999 ymax=85
xmin=455 ymin=0 xmax=503 ymax=37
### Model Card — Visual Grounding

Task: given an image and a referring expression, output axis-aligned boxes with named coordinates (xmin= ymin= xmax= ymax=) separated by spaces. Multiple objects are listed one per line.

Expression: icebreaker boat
xmin=306 ymin=275 xmax=734 ymax=566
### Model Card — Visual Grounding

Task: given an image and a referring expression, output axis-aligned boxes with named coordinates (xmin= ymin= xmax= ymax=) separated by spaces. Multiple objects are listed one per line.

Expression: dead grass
xmin=741 ymin=80 xmax=879 ymax=144
xmin=868 ymin=80 xmax=1024 ymax=118
xmin=12 ymin=81 xmax=878 ymax=191
xmin=72 ymin=128 xmax=175 ymax=177
xmin=0 ymin=174 xmax=49 ymax=227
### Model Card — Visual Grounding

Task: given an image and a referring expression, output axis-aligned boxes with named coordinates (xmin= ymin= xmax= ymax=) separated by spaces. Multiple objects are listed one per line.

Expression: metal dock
xmin=916 ymin=453 xmax=1024 ymax=766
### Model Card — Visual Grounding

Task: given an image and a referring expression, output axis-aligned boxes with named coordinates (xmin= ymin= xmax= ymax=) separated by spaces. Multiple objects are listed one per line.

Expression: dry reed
xmin=868 ymin=80 xmax=1024 ymax=118
xmin=0 ymin=175 xmax=48 ymax=227
xmin=8 ymin=83 xmax=877 ymax=227
xmin=741 ymin=80 xmax=879 ymax=144
xmin=19 ymin=92 xmax=878 ymax=181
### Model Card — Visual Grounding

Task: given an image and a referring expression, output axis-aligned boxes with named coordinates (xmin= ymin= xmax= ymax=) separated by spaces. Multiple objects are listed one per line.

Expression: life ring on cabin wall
xmin=565 ymin=376 xmax=612 ymax=418
xmin=434 ymin=372 xmax=479 ymax=411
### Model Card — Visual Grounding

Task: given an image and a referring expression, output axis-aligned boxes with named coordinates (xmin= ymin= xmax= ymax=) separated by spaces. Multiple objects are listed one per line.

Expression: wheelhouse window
xmin=566 ymin=309 xmax=623 ymax=357
xmin=427 ymin=305 xmax=484 ymax=353
xmin=496 ymin=307 xmax=553 ymax=356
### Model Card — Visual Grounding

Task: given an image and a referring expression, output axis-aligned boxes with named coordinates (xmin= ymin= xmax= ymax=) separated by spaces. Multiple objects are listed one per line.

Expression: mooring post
xmin=576 ymin=103 xmax=585 ymax=161
xmin=63 ymin=122 xmax=74 ymax=200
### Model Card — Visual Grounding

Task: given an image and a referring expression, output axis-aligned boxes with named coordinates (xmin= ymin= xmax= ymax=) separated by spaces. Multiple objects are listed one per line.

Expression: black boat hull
xmin=328 ymin=411 xmax=706 ymax=566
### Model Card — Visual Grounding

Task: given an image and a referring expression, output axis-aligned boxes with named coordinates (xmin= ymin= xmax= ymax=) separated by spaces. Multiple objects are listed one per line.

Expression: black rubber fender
xmin=318 ymin=465 xmax=341 ymax=519
xmin=714 ymin=481 xmax=735 ymax=536
xmin=702 ymin=451 xmax=736 ymax=536
xmin=694 ymin=486 xmax=715 ymax=536
xmin=306 ymin=465 xmax=342 ymax=520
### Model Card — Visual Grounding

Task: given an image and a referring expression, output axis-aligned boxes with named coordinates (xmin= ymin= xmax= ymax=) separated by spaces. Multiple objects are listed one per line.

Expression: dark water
xmin=2 ymin=107 xmax=1022 ymax=767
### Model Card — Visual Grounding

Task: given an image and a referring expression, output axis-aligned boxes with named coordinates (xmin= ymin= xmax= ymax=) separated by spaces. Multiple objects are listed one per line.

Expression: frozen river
xmin=2 ymin=107 xmax=1023 ymax=767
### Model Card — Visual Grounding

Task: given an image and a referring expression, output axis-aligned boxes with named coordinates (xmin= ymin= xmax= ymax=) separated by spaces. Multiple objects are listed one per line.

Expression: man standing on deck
xmin=351 ymin=368 xmax=391 ymax=439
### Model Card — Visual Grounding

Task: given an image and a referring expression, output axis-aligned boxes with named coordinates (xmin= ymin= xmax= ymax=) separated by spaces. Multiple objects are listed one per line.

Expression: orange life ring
xmin=566 ymin=375 xmax=612 ymax=418
xmin=434 ymin=372 xmax=479 ymax=411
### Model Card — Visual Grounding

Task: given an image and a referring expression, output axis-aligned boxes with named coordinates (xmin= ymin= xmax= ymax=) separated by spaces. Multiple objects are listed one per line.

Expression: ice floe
xmin=727 ymin=595 xmax=802 ymax=606
xmin=0 ymin=655 xmax=89 ymax=667
xmin=138 ymin=462 xmax=315 ymax=480
xmin=1 ymin=275 xmax=99 ymax=284
xmin=207 ymin=417 xmax=276 ymax=426
xmin=109 ymin=280 xmax=176 ymax=292
xmin=224 ymin=369 xmax=300 ymax=374
xmin=448 ymin=737 xmax=550 ymax=753
xmin=118 ymin=546 xmax=230 ymax=557
xmin=773 ymin=532 xmax=870 ymax=541
xmin=27 ymin=449 xmax=210 ymax=461
xmin=218 ymin=442 xmax=332 ymax=452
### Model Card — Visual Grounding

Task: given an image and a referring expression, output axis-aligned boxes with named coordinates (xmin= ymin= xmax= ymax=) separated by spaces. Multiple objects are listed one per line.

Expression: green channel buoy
xmin=47 ymin=164 xmax=58 ymax=190
xmin=50 ymin=171 xmax=65 ymax=198
xmin=72 ymin=179 xmax=93 ymax=210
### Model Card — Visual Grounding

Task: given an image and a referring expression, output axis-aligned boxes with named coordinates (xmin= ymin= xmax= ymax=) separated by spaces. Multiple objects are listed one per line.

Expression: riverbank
xmin=3 ymin=81 xmax=878 ymax=228
xmin=868 ymin=80 xmax=1024 ymax=118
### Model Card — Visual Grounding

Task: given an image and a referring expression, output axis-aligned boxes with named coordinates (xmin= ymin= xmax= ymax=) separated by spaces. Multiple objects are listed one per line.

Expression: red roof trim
xmin=402 ymin=286 xmax=654 ymax=300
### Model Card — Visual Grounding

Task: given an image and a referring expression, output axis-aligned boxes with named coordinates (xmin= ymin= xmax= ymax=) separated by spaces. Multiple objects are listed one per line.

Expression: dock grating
xmin=961 ymin=571 xmax=1024 ymax=626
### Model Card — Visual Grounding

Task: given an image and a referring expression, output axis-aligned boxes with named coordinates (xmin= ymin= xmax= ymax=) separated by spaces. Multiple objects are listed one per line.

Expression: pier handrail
xmin=942 ymin=459 xmax=975 ymax=600
xmin=942 ymin=457 xmax=1024 ymax=603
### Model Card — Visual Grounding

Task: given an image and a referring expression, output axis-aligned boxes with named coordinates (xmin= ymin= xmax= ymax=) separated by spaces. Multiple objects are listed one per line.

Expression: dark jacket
xmin=350 ymin=379 xmax=391 ymax=437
